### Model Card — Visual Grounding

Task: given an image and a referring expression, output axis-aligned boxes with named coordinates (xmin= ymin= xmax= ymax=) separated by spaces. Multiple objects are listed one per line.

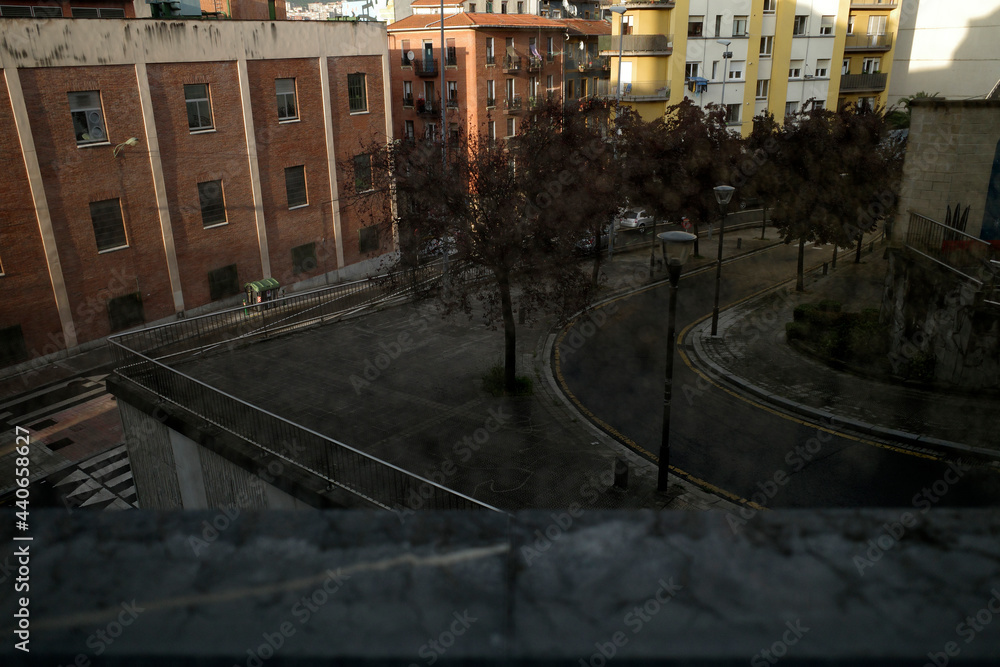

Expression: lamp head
xmin=714 ymin=185 xmax=736 ymax=207
xmin=716 ymin=39 xmax=731 ymax=47
xmin=608 ymin=4 xmax=627 ymax=14
xmin=657 ymin=231 xmax=697 ymax=267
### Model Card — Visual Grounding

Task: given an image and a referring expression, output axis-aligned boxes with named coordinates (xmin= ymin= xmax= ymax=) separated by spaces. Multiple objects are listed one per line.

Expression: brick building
xmin=387 ymin=5 xmax=566 ymax=144
xmin=0 ymin=16 xmax=391 ymax=370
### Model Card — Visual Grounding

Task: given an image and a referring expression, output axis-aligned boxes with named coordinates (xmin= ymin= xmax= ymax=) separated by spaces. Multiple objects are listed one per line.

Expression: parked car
xmin=574 ymin=224 xmax=613 ymax=255
xmin=617 ymin=208 xmax=655 ymax=233
xmin=738 ymin=196 xmax=762 ymax=210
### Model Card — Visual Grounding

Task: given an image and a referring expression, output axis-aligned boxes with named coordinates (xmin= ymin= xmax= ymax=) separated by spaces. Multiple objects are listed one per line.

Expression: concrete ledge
xmin=1 ymin=509 xmax=999 ymax=664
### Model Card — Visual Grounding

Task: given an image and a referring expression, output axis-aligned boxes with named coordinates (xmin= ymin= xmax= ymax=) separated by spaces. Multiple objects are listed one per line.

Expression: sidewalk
xmin=682 ymin=247 xmax=1000 ymax=458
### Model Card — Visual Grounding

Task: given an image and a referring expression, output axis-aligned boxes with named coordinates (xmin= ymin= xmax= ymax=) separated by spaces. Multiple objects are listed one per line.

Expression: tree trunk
xmin=498 ymin=272 xmax=518 ymax=393
xmin=692 ymin=220 xmax=700 ymax=257
xmin=855 ymin=230 xmax=864 ymax=263
xmin=591 ymin=248 xmax=602 ymax=286
xmin=761 ymin=206 xmax=768 ymax=240
xmin=796 ymin=237 xmax=806 ymax=292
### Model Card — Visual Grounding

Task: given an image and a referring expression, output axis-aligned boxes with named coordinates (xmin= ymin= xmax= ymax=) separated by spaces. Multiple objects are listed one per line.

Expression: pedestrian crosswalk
xmin=52 ymin=444 xmax=138 ymax=511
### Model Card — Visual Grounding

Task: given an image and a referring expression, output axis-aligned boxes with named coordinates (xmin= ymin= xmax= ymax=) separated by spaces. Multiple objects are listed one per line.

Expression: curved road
xmin=556 ymin=242 xmax=1000 ymax=509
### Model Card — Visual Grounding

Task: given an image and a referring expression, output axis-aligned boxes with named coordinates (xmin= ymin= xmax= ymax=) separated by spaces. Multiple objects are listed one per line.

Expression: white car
xmin=617 ymin=208 xmax=655 ymax=233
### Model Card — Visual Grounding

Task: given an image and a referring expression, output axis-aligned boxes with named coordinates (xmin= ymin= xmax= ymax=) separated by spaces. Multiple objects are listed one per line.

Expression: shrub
xmin=817 ymin=299 xmax=842 ymax=313
xmin=785 ymin=321 xmax=809 ymax=341
xmin=482 ymin=364 xmax=534 ymax=397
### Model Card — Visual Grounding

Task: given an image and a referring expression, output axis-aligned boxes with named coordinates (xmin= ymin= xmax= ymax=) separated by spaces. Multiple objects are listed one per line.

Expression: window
xmin=789 ymin=61 xmax=803 ymax=78
xmin=579 ymin=77 xmax=587 ymax=98
xmin=486 ymin=37 xmax=495 ymax=65
xmin=404 ymin=120 xmax=415 ymax=141
xmin=89 ymin=199 xmax=127 ymax=252
xmin=847 ymin=15 xmax=855 ymax=34
xmin=501 ymin=1 xmax=506 ymax=13
xmin=547 ymin=37 xmax=554 ymax=60
xmin=489 ymin=120 xmax=496 ymax=143
xmin=275 ymin=78 xmax=297 ymax=121
xmin=733 ymin=15 xmax=748 ymax=37
xmin=208 ymin=264 xmax=240 ymax=301
xmin=793 ymin=15 xmax=807 ymax=36
xmin=820 ymin=16 xmax=834 ymax=36
xmin=0 ymin=5 xmax=62 ymax=16
xmin=359 ymin=226 xmax=380 ymax=253
xmin=685 ymin=63 xmax=700 ymax=79
xmin=486 ymin=80 xmax=496 ymax=106
xmin=760 ymin=36 xmax=773 ymax=57
xmin=354 ymin=154 xmax=372 ymax=192
xmin=506 ymin=77 xmax=515 ymax=100
xmin=815 ymin=60 xmax=830 ymax=78
xmin=715 ymin=15 xmax=722 ymax=38
xmin=868 ymin=15 xmax=886 ymax=35
xmin=842 ymin=59 xmax=850 ymax=75
xmin=469 ymin=3 xmax=475 ymax=10
xmin=108 ymin=293 xmax=144 ymax=332
xmin=811 ymin=100 xmax=825 ymax=111
xmin=198 ymin=180 xmax=226 ymax=227
xmin=72 ymin=7 xmax=124 ymax=17
xmin=0 ymin=325 xmax=28 ymax=367
xmin=858 ymin=97 xmax=875 ymax=111
xmin=424 ymin=122 xmax=437 ymax=141
xmin=446 ymin=38 xmax=457 ymax=66
xmin=516 ymin=0 xmax=522 ymax=12
xmin=291 ymin=243 xmax=317 ymax=275
xmin=712 ymin=61 xmax=719 ymax=79
xmin=755 ymin=79 xmax=769 ymax=99
xmin=401 ymin=39 xmax=411 ymax=66
xmin=725 ymin=104 xmax=740 ymax=125
xmin=486 ymin=0 xmax=492 ymax=12
xmin=285 ymin=166 xmax=307 ymax=208
xmin=862 ymin=57 xmax=880 ymax=74
xmin=348 ymin=73 xmax=367 ymax=113
xmin=785 ymin=101 xmax=798 ymax=117
xmin=68 ymin=91 xmax=108 ymax=146
xmin=762 ymin=0 xmax=775 ymax=13
xmin=403 ymin=81 xmax=413 ymax=106
xmin=447 ymin=81 xmax=458 ymax=107
xmin=565 ymin=78 xmax=574 ymax=99
xmin=506 ymin=117 xmax=515 ymax=137
xmin=546 ymin=74 xmax=554 ymax=95
xmin=184 ymin=84 xmax=213 ymax=132
xmin=729 ymin=61 xmax=744 ymax=79
xmin=688 ymin=16 xmax=704 ymax=38
xmin=449 ymin=122 xmax=459 ymax=142
xmin=623 ymin=15 xmax=633 ymax=35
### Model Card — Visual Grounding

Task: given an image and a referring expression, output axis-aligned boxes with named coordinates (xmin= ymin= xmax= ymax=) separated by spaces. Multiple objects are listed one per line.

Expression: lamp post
xmin=608 ymin=4 xmax=628 ymax=261
xmin=717 ymin=39 xmax=733 ymax=124
xmin=710 ymin=185 xmax=735 ymax=337
xmin=656 ymin=230 xmax=697 ymax=493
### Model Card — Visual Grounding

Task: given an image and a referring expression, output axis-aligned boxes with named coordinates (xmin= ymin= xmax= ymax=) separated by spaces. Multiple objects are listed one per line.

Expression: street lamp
xmin=717 ymin=39 xmax=733 ymax=124
xmin=656 ymin=230 xmax=697 ymax=493
xmin=710 ymin=185 xmax=735 ymax=337
xmin=608 ymin=4 xmax=628 ymax=260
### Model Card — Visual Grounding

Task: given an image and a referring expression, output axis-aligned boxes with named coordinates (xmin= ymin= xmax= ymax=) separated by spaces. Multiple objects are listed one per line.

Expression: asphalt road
xmin=557 ymin=242 xmax=1000 ymax=509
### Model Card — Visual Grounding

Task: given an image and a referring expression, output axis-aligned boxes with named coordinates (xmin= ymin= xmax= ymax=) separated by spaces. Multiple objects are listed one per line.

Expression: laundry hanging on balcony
xmin=529 ymin=44 xmax=543 ymax=60
xmin=688 ymin=77 xmax=709 ymax=94
xmin=506 ymin=45 xmax=518 ymax=58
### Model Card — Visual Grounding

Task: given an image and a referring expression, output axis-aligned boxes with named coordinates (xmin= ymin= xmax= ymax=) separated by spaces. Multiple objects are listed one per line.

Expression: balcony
xmin=623 ymin=0 xmax=675 ymax=7
xmin=486 ymin=53 xmax=496 ymax=66
xmin=402 ymin=94 xmax=414 ymax=108
xmin=843 ymin=32 xmax=893 ymax=51
xmin=850 ymin=0 xmax=897 ymax=7
xmin=504 ymin=94 xmax=523 ymax=113
xmin=598 ymin=34 xmax=673 ymax=56
xmin=567 ymin=54 xmax=606 ymax=71
xmin=839 ymin=72 xmax=888 ymax=93
xmin=527 ymin=56 xmax=543 ymax=72
xmin=447 ymin=95 xmax=459 ymax=109
xmin=527 ymin=95 xmax=543 ymax=110
xmin=415 ymin=58 xmax=438 ymax=77
xmin=596 ymin=79 xmax=671 ymax=102
xmin=416 ymin=97 xmax=438 ymax=115
xmin=503 ymin=55 xmax=523 ymax=73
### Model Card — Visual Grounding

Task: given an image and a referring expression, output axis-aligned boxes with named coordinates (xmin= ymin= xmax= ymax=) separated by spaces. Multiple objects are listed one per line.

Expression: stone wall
xmin=882 ymin=248 xmax=1000 ymax=389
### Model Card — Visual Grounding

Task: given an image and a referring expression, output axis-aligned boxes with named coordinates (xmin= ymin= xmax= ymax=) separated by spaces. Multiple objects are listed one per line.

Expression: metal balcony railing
xmin=402 ymin=94 xmax=414 ymax=107
xmin=401 ymin=53 xmax=413 ymax=67
xmin=598 ymin=34 xmax=674 ymax=55
xmin=504 ymin=94 xmax=523 ymax=112
xmin=597 ymin=79 xmax=671 ymax=102
xmin=851 ymin=0 xmax=897 ymax=7
xmin=624 ymin=0 xmax=675 ymax=7
xmin=416 ymin=97 xmax=437 ymax=114
xmin=486 ymin=53 xmax=496 ymax=66
xmin=839 ymin=72 xmax=888 ymax=92
xmin=843 ymin=32 xmax=893 ymax=50
xmin=905 ymin=212 xmax=998 ymax=286
xmin=445 ymin=50 xmax=458 ymax=67
xmin=416 ymin=58 xmax=438 ymax=76
xmin=447 ymin=96 xmax=458 ymax=108
xmin=527 ymin=56 xmax=543 ymax=71
xmin=108 ymin=263 xmax=502 ymax=513
xmin=486 ymin=96 xmax=496 ymax=108
xmin=504 ymin=55 xmax=523 ymax=72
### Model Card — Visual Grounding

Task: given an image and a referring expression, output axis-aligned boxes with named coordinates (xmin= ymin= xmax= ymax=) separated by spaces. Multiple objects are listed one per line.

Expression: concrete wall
xmin=892 ymin=99 xmax=1000 ymax=244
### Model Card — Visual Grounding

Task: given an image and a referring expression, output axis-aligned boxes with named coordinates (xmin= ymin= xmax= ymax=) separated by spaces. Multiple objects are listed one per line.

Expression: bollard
xmin=519 ymin=307 xmax=526 ymax=324
xmin=823 ymin=262 xmax=828 ymax=275
xmin=736 ymin=237 xmax=742 ymax=250
xmin=613 ymin=457 xmax=628 ymax=490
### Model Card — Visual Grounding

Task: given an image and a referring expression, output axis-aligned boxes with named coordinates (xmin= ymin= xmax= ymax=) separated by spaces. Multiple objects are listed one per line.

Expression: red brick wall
xmin=247 ymin=58 xmax=335 ymax=285
xmin=0 ymin=70 xmax=65 ymax=362
xmin=146 ymin=61 xmax=263 ymax=307
xmin=228 ymin=0 xmax=285 ymax=20
xmin=327 ymin=55 xmax=390 ymax=267
xmin=18 ymin=65 xmax=174 ymax=345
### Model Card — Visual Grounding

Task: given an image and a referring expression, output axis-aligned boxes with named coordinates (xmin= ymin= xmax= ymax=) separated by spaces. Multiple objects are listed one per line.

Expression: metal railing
xmin=839 ymin=72 xmax=888 ymax=92
xmin=504 ymin=94 xmax=523 ymax=112
xmin=843 ymin=32 xmax=893 ymax=50
xmin=598 ymin=34 xmax=673 ymax=54
xmin=905 ymin=212 xmax=998 ymax=286
xmin=527 ymin=56 xmax=543 ymax=71
xmin=486 ymin=53 xmax=496 ymax=66
xmin=850 ymin=0 xmax=897 ymax=7
xmin=624 ymin=0 xmax=675 ymax=6
xmin=416 ymin=97 xmax=437 ymax=114
xmin=503 ymin=55 xmax=522 ymax=72
xmin=109 ymin=262 xmax=502 ymax=513
xmin=416 ymin=58 xmax=438 ymax=76
xmin=402 ymin=94 xmax=414 ymax=107
xmin=596 ymin=79 xmax=671 ymax=101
